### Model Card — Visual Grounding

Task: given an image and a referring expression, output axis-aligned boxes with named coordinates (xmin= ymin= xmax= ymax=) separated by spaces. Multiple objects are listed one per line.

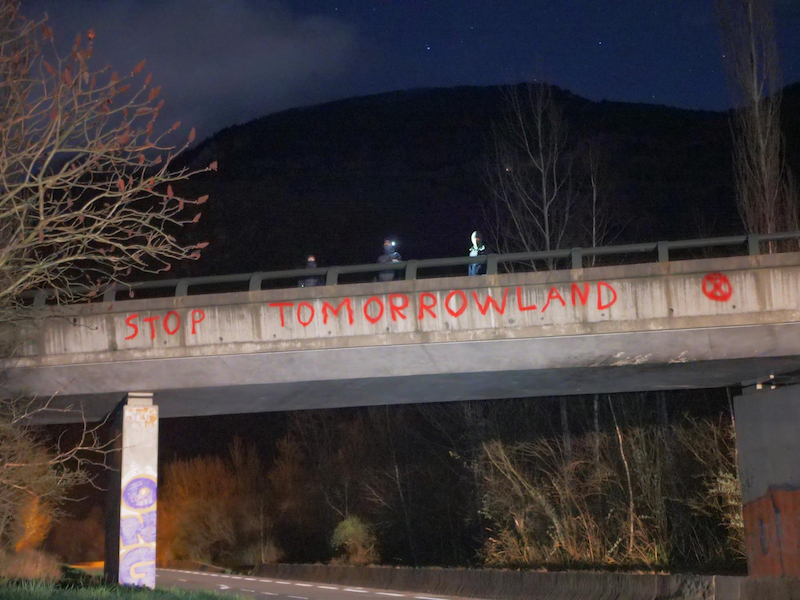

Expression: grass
xmin=0 ymin=568 xmax=224 ymax=600
xmin=0 ymin=582 xmax=226 ymax=599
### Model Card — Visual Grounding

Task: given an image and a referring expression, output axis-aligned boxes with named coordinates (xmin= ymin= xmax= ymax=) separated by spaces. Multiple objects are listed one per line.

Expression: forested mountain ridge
xmin=177 ymin=82 xmax=800 ymax=277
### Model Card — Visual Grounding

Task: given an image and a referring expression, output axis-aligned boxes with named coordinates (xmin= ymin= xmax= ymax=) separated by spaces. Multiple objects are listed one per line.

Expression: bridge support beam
xmin=735 ymin=384 xmax=800 ymax=577
xmin=104 ymin=392 xmax=159 ymax=588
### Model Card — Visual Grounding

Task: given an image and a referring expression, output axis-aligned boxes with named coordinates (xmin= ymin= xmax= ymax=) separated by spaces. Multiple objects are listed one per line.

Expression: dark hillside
xmin=175 ymin=83 xmax=800 ymax=277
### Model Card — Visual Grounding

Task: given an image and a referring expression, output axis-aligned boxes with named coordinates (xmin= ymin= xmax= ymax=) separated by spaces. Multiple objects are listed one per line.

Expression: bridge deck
xmin=5 ymin=252 xmax=800 ymax=423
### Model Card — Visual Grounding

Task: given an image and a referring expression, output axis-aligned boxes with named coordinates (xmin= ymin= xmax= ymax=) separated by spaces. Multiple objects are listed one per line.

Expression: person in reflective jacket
xmin=468 ymin=231 xmax=489 ymax=276
xmin=298 ymin=254 xmax=324 ymax=287
xmin=377 ymin=238 xmax=402 ymax=281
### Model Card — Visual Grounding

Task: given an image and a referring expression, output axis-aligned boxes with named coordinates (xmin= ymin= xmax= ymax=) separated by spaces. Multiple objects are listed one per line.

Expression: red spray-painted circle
xmin=702 ymin=273 xmax=733 ymax=302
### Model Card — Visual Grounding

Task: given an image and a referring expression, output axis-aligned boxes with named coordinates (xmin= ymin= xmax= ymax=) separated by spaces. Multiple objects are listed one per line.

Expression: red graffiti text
xmin=125 ymin=309 xmax=206 ymax=340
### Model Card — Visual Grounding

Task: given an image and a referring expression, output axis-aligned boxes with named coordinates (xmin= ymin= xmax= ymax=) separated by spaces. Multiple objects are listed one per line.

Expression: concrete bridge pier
xmin=104 ymin=392 xmax=159 ymax=588
xmin=735 ymin=384 xmax=800 ymax=578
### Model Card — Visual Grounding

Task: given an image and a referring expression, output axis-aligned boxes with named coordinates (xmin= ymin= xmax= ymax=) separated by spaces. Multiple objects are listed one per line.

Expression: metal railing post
xmin=486 ymin=254 xmax=498 ymax=275
xmin=175 ymin=280 xmax=189 ymax=296
xmin=102 ymin=287 xmax=117 ymax=303
xmin=325 ymin=267 xmax=340 ymax=286
xmin=570 ymin=248 xmax=582 ymax=270
xmin=405 ymin=260 xmax=418 ymax=280
xmin=748 ymin=235 xmax=761 ymax=256
xmin=657 ymin=242 xmax=669 ymax=263
xmin=33 ymin=290 xmax=47 ymax=308
xmin=248 ymin=274 xmax=263 ymax=292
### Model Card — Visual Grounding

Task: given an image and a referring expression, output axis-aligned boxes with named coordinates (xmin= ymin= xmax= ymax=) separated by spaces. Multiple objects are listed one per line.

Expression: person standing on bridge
xmin=298 ymin=254 xmax=324 ymax=287
xmin=468 ymin=230 xmax=489 ymax=276
xmin=377 ymin=238 xmax=402 ymax=281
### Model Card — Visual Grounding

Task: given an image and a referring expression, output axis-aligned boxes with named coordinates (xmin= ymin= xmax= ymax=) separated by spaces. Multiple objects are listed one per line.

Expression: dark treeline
xmin=154 ymin=389 xmax=744 ymax=574
xmin=172 ymin=82 xmax=800 ymax=278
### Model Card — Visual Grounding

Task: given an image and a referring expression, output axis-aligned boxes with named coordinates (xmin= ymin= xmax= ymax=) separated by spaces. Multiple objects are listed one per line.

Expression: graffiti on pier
xmin=742 ymin=485 xmax=800 ymax=577
xmin=119 ymin=476 xmax=157 ymax=587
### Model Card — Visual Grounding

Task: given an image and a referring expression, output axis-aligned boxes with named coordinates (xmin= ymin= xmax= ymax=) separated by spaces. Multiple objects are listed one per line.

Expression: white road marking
xmin=318 ymin=585 xmax=339 ymax=590
xmin=218 ymin=584 xmax=230 ymax=590
xmin=288 ymin=596 xmax=308 ymax=600
xmin=376 ymin=593 xmax=406 ymax=597
xmin=245 ymin=577 xmax=257 ymax=580
xmin=261 ymin=593 xmax=278 ymax=597
xmin=178 ymin=579 xmax=186 ymax=582
xmin=344 ymin=589 xmax=369 ymax=594
xmin=231 ymin=576 xmax=243 ymax=579
xmin=243 ymin=589 xmax=256 ymax=593
xmin=276 ymin=580 xmax=292 ymax=585
xmin=295 ymin=583 xmax=313 ymax=587
xmin=415 ymin=596 xmax=448 ymax=600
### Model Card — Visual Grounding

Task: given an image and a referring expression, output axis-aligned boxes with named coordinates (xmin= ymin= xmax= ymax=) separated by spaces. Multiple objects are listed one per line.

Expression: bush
xmin=331 ymin=516 xmax=379 ymax=565
xmin=0 ymin=549 xmax=61 ymax=582
xmin=46 ymin=506 xmax=105 ymax=564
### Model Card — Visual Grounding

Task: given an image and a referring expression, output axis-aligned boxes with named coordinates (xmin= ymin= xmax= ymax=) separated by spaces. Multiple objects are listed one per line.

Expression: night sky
xmin=27 ymin=0 xmax=800 ymax=141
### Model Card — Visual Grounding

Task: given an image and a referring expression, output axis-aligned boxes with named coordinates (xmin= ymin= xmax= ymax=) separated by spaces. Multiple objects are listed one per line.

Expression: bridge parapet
xmin=23 ymin=230 xmax=800 ymax=305
xmin=11 ymin=251 xmax=800 ymax=362
xmin=4 ymin=252 xmax=800 ymax=422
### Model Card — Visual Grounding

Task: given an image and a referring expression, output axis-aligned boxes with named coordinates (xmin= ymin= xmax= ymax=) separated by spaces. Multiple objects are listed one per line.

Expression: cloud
xmin=26 ymin=0 xmax=357 ymax=138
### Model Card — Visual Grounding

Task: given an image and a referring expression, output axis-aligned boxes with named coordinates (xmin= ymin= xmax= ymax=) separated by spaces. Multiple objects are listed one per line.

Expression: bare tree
xmin=578 ymin=139 xmax=626 ymax=263
xmin=362 ymin=407 xmax=419 ymax=567
xmin=0 ymin=396 xmax=110 ymax=551
xmin=485 ymin=88 xmax=627 ymax=458
xmin=0 ymin=2 xmax=214 ymax=318
xmin=485 ymin=84 xmax=575 ymax=267
xmin=717 ymin=0 xmax=799 ymax=242
xmin=0 ymin=1 xmax=214 ymax=562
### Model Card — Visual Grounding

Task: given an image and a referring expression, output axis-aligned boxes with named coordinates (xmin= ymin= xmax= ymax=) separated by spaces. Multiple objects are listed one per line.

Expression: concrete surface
xmin=4 ymin=252 xmax=800 ymax=423
xmin=158 ymin=565 xmax=800 ymax=600
xmin=104 ymin=393 xmax=159 ymax=588
xmin=158 ymin=567 xmax=486 ymax=599
xmin=735 ymin=385 xmax=800 ymax=578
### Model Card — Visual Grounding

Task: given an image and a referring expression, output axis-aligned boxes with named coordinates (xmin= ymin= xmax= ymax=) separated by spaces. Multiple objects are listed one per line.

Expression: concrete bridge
xmin=3 ymin=239 xmax=800 ymax=586
xmin=6 ymin=251 xmax=800 ymax=421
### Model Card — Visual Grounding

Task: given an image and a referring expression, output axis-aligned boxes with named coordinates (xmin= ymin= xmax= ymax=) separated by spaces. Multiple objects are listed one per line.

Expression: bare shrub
xmin=479 ymin=437 xmax=616 ymax=567
xmin=12 ymin=498 xmax=51 ymax=552
xmin=158 ymin=455 xmax=237 ymax=563
xmin=674 ymin=416 xmax=744 ymax=563
xmin=478 ymin=419 xmax=692 ymax=570
xmin=46 ymin=506 xmax=104 ymax=564
xmin=0 ymin=549 xmax=61 ymax=582
xmin=331 ymin=516 xmax=379 ymax=566
xmin=159 ymin=441 xmax=280 ymax=567
xmin=0 ymin=398 xmax=110 ymax=553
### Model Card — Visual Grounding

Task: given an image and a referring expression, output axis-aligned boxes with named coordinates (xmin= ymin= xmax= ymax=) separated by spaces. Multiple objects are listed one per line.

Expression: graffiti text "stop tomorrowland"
xmin=270 ymin=282 xmax=618 ymax=328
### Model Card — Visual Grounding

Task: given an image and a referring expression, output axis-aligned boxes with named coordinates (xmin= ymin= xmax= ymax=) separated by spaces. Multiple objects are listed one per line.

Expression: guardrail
xmin=31 ymin=231 xmax=800 ymax=306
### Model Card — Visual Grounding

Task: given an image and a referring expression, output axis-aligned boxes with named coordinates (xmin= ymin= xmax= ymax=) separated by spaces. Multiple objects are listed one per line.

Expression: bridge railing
xmin=30 ymin=231 xmax=800 ymax=306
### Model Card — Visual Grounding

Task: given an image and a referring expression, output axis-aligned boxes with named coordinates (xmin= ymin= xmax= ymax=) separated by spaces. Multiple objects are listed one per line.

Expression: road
xmin=156 ymin=568 xmax=486 ymax=600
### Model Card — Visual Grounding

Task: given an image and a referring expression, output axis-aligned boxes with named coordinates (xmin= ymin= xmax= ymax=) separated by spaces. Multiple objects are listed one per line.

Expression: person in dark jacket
xmin=377 ymin=238 xmax=402 ymax=281
xmin=298 ymin=254 xmax=324 ymax=287
xmin=468 ymin=230 xmax=489 ymax=276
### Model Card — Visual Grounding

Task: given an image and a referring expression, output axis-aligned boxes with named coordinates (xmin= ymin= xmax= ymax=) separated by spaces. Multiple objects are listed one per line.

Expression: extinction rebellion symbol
xmin=702 ymin=273 xmax=733 ymax=302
